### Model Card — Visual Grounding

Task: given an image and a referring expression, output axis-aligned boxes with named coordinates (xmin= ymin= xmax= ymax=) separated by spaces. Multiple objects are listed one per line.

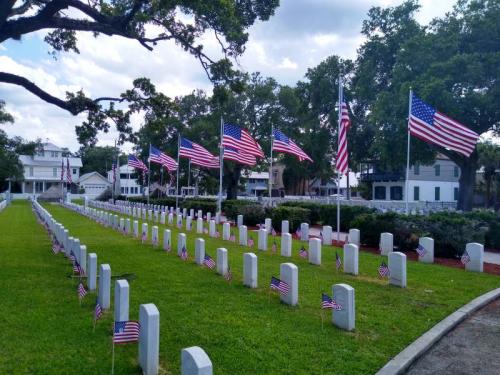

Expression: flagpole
xmin=111 ymin=340 xmax=115 ymax=374
xmin=218 ymin=116 xmax=224 ymax=214
xmin=187 ymin=159 xmax=191 ymax=191
xmin=112 ymin=140 xmax=116 ymax=203
xmin=176 ymin=134 xmax=180 ymax=210
xmin=405 ymin=88 xmax=413 ymax=215
xmin=336 ymin=75 xmax=342 ymax=244
xmin=147 ymin=144 xmax=151 ymax=205
xmin=160 ymin=167 xmax=163 ymax=198
xmin=269 ymin=124 xmax=274 ymax=207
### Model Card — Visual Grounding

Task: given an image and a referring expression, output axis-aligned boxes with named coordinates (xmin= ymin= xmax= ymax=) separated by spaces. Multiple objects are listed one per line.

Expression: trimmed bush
xmin=238 ymin=204 xmax=267 ymax=226
xmin=270 ymin=206 xmax=311 ymax=231
xmin=222 ymin=200 xmax=256 ymax=220
xmin=182 ymin=199 xmax=217 ymax=214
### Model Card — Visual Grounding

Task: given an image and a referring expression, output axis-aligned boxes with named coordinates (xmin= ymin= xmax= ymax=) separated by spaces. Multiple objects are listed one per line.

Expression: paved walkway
xmin=406 ymin=298 xmax=500 ymax=375
xmin=484 ymin=251 xmax=500 ymax=265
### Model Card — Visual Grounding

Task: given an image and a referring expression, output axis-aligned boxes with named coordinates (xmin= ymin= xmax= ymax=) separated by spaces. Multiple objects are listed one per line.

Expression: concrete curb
xmin=375 ymin=287 xmax=500 ymax=375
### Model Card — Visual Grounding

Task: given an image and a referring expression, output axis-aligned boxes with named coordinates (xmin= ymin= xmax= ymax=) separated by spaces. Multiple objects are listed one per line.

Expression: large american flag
xmin=149 ymin=145 xmax=178 ymax=171
xmin=270 ymin=276 xmax=289 ymax=295
xmin=66 ymin=158 xmax=72 ymax=184
xmin=128 ymin=155 xmax=148 ymax=171
xmin=223 ymin=146 xmax=257 ymax=166
xmin=273 ymin=129 xmax=313 ymax=162
xmin=179 ymin=137 xmax=219 ymax=169
xmin=113 ymin=321 xmax=140 ymax=344
xmin=409 ymin=93 xmax=479 ymax=157
xmin=222 ymin=124 xmax=264 ymax=158
xmin=336 ymin=96 xmax=351 ymax=175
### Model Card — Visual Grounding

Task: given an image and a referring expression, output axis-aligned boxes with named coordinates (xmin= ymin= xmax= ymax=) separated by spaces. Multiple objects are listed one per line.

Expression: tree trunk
xmin=485 ymin=176 xmax=492 ymax=207
xmin=225 ymin=165 xmax=241 ymax=200
xmin=454 ymin=151 xmax=478 ymax=211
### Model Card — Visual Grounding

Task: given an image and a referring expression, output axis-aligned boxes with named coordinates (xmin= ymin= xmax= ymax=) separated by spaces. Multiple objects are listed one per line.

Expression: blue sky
xmin=0 ymin=0 xmax=456 ymax=152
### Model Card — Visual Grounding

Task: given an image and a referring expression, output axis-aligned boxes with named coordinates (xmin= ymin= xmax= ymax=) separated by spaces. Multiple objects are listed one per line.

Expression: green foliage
xmin=270 ymin=206 xmax=311 ymax=231
xmin=238 ymin=204 xmax=267 ymax=226
xmin=222 ymin=199 xmax=256 ymax=220
xmin=181 ymin=199 xmax=217 ymax=214
xmin=78 ymin=146 xmax=119 ymax=176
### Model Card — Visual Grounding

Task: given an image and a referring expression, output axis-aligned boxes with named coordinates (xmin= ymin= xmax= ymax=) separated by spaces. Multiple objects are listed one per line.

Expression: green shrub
xmin=222 ymin=200 xmax=256 ymax=220
xmin=182 ymin=199 xmax=217 ymax=214
xmin=271 ymin=206 xmax=311 ymax=231
xmin=239 ymin=204 xmax=267 ymax=226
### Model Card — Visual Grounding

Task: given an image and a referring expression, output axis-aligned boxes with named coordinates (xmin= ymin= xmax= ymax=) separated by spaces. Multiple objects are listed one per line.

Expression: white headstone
xmin=280 ymin=263 xmax=298 ymax=306
xmin=181 ymin=346 xmax=213 ymax=375
xmin=237 ymin=215 xmax=244 ymax=227
xmin=264 ymin=218 xmax=272 ymax=233
xmin=186 ymin=217 xmax=192 ymax=231
xmin=380 ymin=232 xmax=393 ymax=255
xmin=222 ymin=222 xmax=230 ymax=241
xmin=152 ymin=226 xmax=159 ymax=246
xmin=190 ymin=209 xmax=195 ymax=219
xmin=258 ymin=228 xmax=267 ymax=251
xmin=465 ymin=242 xmax=484 ymax=272
xmin=139 ymin=303 xmax=160 ymax=375
xmin=332 ymin=283 xmax=355 ymax=331
xmin=239 ymin=225 xmax=248 ymax=246
xmin=163 ymin=229 xmax=171 ymax=251
xmin=119 ymin=218 xmax=125 ymax=233
xmin=98 ymin=264 xmax=111 ymax=309
xmin=281 ymin=220 xmax=289 ymax=234
xmin=206 ymin=212 xmax=211 ymax=222
xmin=196 ymin=218 xmax=203 ymax=234
xmin=79 ymin=245 xmax=87 ymax=275
xmin=209 ymin=220 xmax=216 ymax=237
xmin=343 ymin=243 xmax=359 ymax=275
xmin=281 ymin=233 xmax=292 ymax=257
xmin=216 ymin=248 xmax=228 ymax=275
xmin=125 ymin=218 xmax=131 ymax=235
xmin=195 ymin=238 xmax=205 ymax=265
xmin=148 ymin=209 xmax=153 ymax=221
xmin=154 ymin=210 xmax=159 ymax=223
xmin=168 ymin=213 xmax=174 ymax=225
xmin=177 ymin=233 xmax=187 ymax=256
xmin=142 ymin=223 xmax=149 ymax=242
xmin=308 ymin=238 xmax=321 ymax=265
xmin=419 ymin=237 xmax=434 ymax=264
xmin=243 ymin=253 xmax=257 ymax=288
xmin=215 ymin=212 xmax=221 ymax=224
xmin=197 ymin=210 xmax=202 ymax=219
xmin=183 ymin=208 xmax=187 ymax=218
xmin=348 ymin=229 xmax=360 ymax=247
xmin=114 ymin=279 xmax=129 ymax=321
xmin=133 ymin=220 xmax=139 ymax=238
xmin=388 ymin=252 xmax=407 ymax=288
xmin=322 ymin=225 xmax=332 ymax=245
xmin=87 ymin=253 xmax=97 ymax=291
xmin=160 ymin=212 xmax=166 ymax=225
xmin=300 ymin=223 xmax=309 ymax=241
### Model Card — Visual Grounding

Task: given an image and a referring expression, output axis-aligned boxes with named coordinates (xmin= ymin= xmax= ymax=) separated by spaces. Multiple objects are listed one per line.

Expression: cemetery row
xmin=0 ymin=199 xmax=7 ymax=213
xmin=31 ymin=200 xmax=213 ymax=375
xmin=87 ymin=199 xmax=486 ymax=273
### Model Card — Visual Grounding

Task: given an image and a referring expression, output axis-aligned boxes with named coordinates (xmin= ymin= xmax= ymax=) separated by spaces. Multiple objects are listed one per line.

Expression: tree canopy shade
xmin=0 ymin=0 xmax=279 ymax=118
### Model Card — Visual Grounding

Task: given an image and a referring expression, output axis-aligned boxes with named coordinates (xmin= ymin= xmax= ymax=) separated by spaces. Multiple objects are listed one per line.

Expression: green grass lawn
xmin=1 ymin=201 xmax=499 ymax=374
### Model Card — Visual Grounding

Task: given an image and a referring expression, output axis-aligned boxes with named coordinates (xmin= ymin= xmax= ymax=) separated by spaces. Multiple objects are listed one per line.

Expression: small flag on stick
xmin=203 ymin=254 xmax=216 ymax=269
xmin=78 ymin=282 xmax=87 ymax=299
xmin=416 ymin=244 xmax=426 ymax=257
xmin=94 ymin=300 xmax=103 ymax=321
xmin=224 ymin=266 xmax=233 ymax=281
xmin=270 ymin=276 xmax=289 ymax=296
xmin=461 ymin=250 xmax=471 ymax=265
xmin=180 ymin=246 xmax=188 ymax=261
xmin=378 ymin=261 xmax=390 ymax=278
xmin=299 ymin=246 xmax=308 ymax=258
xmin=321 ymin=293 xmax=342 ymax=310
xmin=113 ymin=321 xmax=140 ymax=344
xmin=335 ymin=252 xmax=342 ymax=270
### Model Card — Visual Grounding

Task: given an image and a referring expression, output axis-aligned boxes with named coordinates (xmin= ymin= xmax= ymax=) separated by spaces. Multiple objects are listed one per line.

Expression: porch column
xmin=42 ymin=181 xmax=46 ymax=192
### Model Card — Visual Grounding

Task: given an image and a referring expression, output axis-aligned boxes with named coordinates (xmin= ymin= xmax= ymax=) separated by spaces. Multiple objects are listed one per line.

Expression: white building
xmin=107 ymin=165 xmax=143 ymax=196
xmin=78 ymin=172 xmax=111 ymax=198
xmin=361 ymin=155 xmax=460 ymax=202
xmin=19 ymin=143 xmax=82 ymax=196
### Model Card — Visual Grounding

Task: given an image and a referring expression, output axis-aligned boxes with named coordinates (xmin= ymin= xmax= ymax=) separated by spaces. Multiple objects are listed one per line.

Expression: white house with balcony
xmin=18 ymin=143 xmax=82 ymax=196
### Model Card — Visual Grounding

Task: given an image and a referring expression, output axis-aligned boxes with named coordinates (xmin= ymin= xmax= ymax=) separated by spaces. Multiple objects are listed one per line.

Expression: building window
xmin=53 ymin=167 xmax=57 ymax=177
xmin=414 ymin=164 xmax=420 ymax=175
xmin=121 ymin=187 xmax=125 ymax=194
xmin=374 ymin=186 xmax=386 ymax=200
xmin=454 ymin=166 xmax=459 ymax=177
xmin=414 ymin=186 xmax=420 ymax=201
xmin=390 ymin=186 xmax=403 ymax=200
xmin=29 ymin=167 xmax=33 ymax=177
xmin=434 ymin=164 xmax=440 ymax=176
xmin=72 ymin=168 xmax=76 ymax=174
xmin=454 ymin=187 xmax=459 ymax=201
xmin=434 ymin=187 xmax=440 ymax=201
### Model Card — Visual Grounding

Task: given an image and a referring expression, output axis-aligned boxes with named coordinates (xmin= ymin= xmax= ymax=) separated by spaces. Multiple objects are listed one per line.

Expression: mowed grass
xmin=2 ymin=201 xmax=499 ymax=374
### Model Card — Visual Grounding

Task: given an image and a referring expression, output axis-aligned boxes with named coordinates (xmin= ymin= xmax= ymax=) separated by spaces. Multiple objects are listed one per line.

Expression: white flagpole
xmin=176 ymin=134 xmax=180 ymax=210
xmin=269 ymin=124 xmax=274 ymax=206
xmin=405 ymin=89 xmax=413 ymax=215
xmin=336 ymin=75 xmax=342 ymax=244
xmin=147 ymin=144 xmax=151 ymax=205
xmin=218 ymin=116 xmax=224 ymax=214
xmin=111 ymin=339 xmax=115 ymax=374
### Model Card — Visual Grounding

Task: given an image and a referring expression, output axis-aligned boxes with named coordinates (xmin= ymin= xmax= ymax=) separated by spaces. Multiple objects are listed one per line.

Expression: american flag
xmin=222 ymin=124 xmax=264 ymax=158
xmin=77 ymin=283 xmax=87 ymax=299
xmin=336 ymin=87 xmax=351 ymax=175
xmin=73 ymin=263 xmax=79 ymax=274
xmin=128 ymin=155 xmax=148 ymax=171
xmin=229 ymin=233 xmax=236 ymax=242
xmin=60 ymin=159 xmax=64 ymax=182
xmin=378 ymin=261 xmax=390 ymax=278
xmin=272 ymin=241 xmax=277 ymax=253
xmin=141 ymin=230 xmax=147 ymax=242
xmin=461 ymin=250 xmax=471 ymax=265
xmin=179 ymin=137 xmax=219 ymax=169
xmin=416 ymin=244 xmax=427 ymax=257
xmin=295 ymin=228 xmax=301 ymax=239
xmin=180 ymin=246 xmax=188 ymax=261
xmin=94 ymin=300 xmax=103 ymax=321
xmin=214 ymin=230 xmax=220 ymax=238
xmin=270 ymin=276 xmax=289 ymax=295
xmin=203 ymin=254 xmax=216 ymax=269
xmin=248 ymin=237 xmax=254 ymax=247
xmin=149 ymin=145 xmax=178 ymax=171
xmin=69 ymin=254 xmax=76 ymax=263
xmin=224 ymin=265 xmax=233 ymax=281
xmin=66 ymin=158 xmax=72 ymax=184
xmin=336 ymin=252 xmax=342 ymax=270
xmin=52 ymin=244 xmax=59 ymax=254
xmin=165 ymin=239 xmax=171 ymax=252
xmin=272 ymin=129 xmax=313 ymax=162
xmin=409 ymin=93 xmax=479 ymax=157
xmin=321 ymin=293 xmax=342 ymax=310
xmin=112 ymin=162 xmax=116 ymax=184
xmin=113 ymin=321 xmax=140 ymax=344
xmin=271 ymin=228 xmax=277 ymax=237
xmin=223 ymin=146 xmax=257 ymax=166
xmin=299 ymin=246 xmax=308 ymax=258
